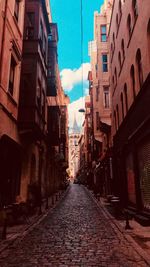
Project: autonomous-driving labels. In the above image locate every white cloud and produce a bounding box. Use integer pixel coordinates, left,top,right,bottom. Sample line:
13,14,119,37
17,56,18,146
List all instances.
84,87,89,96
68,97,85,132
60,63,91,91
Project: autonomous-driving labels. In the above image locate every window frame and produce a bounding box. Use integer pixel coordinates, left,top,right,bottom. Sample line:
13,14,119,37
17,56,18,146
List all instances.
96,112,99,130
130,65,136,99
14,0,20,22
8,55,17,96
102,54,108,72
100,25,107,42
103,86,110,109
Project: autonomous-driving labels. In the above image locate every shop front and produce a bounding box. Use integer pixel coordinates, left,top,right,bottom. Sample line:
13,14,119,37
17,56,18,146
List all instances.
113,74,150,219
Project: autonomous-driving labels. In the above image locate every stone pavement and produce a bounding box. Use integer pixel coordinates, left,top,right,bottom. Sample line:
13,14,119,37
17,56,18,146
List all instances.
0,184,149,267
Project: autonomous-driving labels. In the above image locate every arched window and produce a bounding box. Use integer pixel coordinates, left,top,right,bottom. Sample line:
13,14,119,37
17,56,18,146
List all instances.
111,43,113,59
114,111,117,131
124,83,128,113
119,0,122,21
115,67,117,85
116,14,119,30
120,92,124,120
136,49,143,88
121,39,125,60
113,33,115,51
116,104,119,128
112,76,115,88
147,19,150,63
130,65,136,99
127,14,132,38
118,51,121,71
132,0,138,20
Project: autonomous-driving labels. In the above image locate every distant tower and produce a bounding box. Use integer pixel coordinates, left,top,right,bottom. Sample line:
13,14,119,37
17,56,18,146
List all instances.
69,115,81,179
72,115,80,134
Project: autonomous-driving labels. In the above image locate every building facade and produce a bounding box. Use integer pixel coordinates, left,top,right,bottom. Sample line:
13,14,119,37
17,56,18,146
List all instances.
47,23,70,194
18,0,51,202
84,95,92,167
109,0,150,218
0,0,69,209
0,0,25,206
88,0,113,196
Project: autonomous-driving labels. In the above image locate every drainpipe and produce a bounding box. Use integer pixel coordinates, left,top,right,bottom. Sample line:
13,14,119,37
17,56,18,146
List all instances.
0,0,8,84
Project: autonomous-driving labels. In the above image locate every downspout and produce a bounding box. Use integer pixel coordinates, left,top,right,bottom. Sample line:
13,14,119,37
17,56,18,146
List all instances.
0,0,8,84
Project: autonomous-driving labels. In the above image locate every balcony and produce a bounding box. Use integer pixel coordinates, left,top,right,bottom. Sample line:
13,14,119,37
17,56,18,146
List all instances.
47,106,60,146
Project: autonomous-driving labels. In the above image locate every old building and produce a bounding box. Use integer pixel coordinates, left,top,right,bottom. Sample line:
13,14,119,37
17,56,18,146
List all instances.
84,95,92,167
18,0,51,202
47,23,70,194
88,0,113,195
109,0,150,220
0,0,25,206
68,117,81,179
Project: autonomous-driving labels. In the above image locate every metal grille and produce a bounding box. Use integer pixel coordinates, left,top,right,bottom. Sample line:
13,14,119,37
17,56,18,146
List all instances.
126,153,136,205
138,139,150,210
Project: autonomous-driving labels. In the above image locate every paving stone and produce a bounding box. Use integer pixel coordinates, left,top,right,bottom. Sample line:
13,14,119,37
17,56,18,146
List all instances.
0,184,149,266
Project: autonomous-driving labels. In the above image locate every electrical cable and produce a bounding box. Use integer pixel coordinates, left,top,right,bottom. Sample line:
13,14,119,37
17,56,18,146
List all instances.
79,0,85,113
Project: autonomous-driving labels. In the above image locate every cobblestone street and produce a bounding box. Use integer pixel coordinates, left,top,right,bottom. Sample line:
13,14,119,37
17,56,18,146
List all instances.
0,184,149,267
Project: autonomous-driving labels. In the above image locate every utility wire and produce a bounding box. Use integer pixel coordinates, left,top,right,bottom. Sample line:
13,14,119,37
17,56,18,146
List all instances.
80,0,84,99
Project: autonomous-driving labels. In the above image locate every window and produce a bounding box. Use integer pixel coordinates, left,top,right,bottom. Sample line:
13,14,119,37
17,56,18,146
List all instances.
96,87,99,102
114,67,117,85
48,33,53,41
101,25,107,42
37,80,41,109
116,14,119,31
8,56,16,95
136,49,143,88
120,92,124,119
111,43,113,59
124,83,128,113
26,27,34,40
130,65,136,99
132,0,138,20
112,76,115,86
114,111,117,131
121,39,125,60
127,14,132,38
40,21,44,48
118,0,122,22
43,35,47,58
14,0,19,21
102,54,108,72
27,12,35,26
103,87,110,108
118,51,121,71
96,112,99,130
116,104,119,128
113,33,115,51
26,12,35,39
147,19,150,62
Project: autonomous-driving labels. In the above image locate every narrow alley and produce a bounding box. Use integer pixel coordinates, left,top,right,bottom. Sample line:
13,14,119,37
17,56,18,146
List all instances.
0,184,149,267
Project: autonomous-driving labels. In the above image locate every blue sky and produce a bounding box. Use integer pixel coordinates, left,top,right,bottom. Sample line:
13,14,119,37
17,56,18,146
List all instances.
50,0,103,102
50,0,103,130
